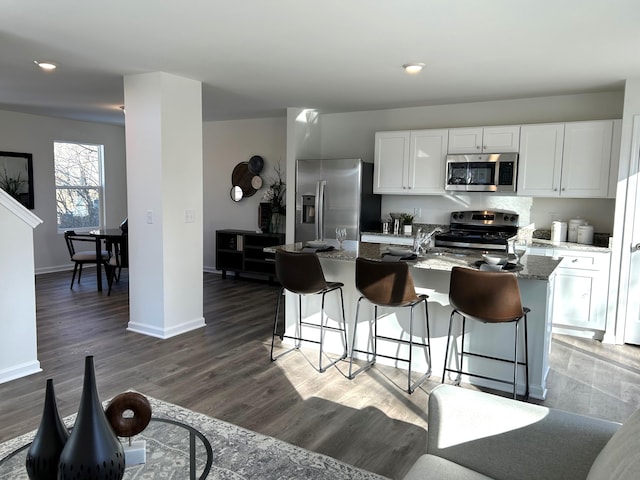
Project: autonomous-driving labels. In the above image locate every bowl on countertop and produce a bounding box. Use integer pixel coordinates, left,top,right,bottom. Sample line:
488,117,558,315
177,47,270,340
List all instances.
388,246,412,256
482,253,509,265
307,240,328,248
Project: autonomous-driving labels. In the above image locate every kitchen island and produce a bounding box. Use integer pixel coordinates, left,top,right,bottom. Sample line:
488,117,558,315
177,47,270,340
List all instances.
272,241,562,399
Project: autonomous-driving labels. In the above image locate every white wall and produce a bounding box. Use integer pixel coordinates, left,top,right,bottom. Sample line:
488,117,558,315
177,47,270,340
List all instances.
0,191,42,383
202,117,286,270
317,92,624,233
0,109,127,272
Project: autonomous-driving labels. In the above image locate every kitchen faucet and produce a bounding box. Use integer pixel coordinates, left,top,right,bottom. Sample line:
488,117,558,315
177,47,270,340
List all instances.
413,227,443,255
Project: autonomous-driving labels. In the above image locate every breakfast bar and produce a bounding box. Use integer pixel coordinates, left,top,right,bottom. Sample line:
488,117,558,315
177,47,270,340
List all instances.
272,240,562,400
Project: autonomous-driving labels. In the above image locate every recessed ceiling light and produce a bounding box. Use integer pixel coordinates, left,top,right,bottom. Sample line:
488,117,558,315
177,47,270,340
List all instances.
402,63,425,74
34,61,57,70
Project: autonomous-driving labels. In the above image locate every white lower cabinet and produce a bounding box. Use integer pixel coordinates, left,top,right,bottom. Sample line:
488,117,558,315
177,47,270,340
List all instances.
529,247,610,335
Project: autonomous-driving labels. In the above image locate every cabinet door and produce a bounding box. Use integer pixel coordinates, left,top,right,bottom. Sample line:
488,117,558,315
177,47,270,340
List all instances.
551,251,610,331
561,120,613,198
517,123,564,196
408,129,448,194
552,269,607,330
482,126,520,152
447,127,483,153
374,131,410,193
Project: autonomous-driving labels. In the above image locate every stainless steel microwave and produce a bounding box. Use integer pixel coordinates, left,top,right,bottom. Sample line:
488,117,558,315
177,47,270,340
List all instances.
445,153,518,192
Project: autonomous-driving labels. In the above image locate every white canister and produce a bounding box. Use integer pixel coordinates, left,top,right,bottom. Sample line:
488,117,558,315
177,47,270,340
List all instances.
550,221,568,244
568,218,587,243
577,224,594,245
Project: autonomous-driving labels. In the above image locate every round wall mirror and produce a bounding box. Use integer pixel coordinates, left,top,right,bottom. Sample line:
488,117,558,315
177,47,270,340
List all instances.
231,162,257,198
230,185,243,202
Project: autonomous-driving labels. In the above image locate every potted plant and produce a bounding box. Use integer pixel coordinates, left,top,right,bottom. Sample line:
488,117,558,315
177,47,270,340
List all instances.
400,213,414,235
262,161,286,233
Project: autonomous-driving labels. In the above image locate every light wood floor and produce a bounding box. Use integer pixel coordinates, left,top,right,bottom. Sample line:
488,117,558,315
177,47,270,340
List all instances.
1,270,640,479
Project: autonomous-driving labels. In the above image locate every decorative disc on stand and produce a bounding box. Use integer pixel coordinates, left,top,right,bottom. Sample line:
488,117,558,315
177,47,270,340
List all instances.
105,392,152,438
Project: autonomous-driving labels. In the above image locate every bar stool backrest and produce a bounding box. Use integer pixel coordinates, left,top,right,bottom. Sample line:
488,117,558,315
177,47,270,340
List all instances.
449,266,524,323
275,250,328,294
355,257,419,307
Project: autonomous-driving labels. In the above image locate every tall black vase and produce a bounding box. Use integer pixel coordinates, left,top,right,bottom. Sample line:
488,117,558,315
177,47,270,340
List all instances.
58,356,125,480
25,378,69,480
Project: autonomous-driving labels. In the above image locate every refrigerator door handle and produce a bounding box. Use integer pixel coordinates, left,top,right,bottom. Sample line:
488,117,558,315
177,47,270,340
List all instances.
316,180,326,240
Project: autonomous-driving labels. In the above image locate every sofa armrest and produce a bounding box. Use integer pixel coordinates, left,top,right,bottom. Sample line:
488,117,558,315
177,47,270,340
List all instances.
427,385,620,480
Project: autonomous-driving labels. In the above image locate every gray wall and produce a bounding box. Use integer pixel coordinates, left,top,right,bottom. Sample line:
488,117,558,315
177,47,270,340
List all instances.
2,90,624,272
0,109,127,272
317,91,624,232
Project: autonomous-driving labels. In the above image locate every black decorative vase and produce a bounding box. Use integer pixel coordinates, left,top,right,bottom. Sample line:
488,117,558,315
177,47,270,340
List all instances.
25,378,69,480
58,356,125,480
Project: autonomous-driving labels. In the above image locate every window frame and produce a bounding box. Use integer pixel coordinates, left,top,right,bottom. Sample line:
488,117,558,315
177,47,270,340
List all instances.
53,141,105,233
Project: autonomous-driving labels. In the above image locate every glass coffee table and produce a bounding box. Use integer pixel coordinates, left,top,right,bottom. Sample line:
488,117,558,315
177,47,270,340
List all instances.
0,417,213,479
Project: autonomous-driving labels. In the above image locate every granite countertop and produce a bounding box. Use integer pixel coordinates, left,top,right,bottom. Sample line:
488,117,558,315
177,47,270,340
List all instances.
529,238,610,253
363,230,612,253
272,240,561,281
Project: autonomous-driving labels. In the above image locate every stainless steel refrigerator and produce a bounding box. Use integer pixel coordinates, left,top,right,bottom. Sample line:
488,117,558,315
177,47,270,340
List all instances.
295,158,381,243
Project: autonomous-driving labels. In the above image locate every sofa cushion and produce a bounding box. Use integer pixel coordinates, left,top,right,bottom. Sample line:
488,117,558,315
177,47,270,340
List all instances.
587,408,640,480
403,454,493,480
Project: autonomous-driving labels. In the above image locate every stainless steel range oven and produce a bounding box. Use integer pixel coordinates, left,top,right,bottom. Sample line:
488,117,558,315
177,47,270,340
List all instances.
434,210,519,251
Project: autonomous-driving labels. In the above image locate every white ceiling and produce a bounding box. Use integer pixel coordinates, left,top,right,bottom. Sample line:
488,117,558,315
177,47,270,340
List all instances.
1,0,639,125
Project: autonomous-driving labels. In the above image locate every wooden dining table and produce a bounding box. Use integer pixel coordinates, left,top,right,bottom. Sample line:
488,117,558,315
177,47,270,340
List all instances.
89,228,125,292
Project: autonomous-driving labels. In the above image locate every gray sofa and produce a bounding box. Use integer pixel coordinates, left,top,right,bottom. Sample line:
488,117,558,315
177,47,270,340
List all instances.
403,384,640,480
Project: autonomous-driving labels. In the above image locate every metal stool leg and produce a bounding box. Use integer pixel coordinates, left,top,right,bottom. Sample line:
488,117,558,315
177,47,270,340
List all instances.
442,310,456,383
348,297,376,379
513,320,519,399
317,288,348,373
524,314,530,399
457,316,466,386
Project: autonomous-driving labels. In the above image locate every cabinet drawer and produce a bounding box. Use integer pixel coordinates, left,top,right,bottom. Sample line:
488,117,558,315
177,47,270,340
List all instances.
556,251,609,271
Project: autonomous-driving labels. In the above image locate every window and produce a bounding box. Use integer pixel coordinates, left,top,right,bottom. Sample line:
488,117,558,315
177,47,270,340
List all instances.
54,142,104,231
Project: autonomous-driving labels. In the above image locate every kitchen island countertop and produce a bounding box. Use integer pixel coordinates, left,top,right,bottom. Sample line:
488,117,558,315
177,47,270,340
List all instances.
272,241,561,281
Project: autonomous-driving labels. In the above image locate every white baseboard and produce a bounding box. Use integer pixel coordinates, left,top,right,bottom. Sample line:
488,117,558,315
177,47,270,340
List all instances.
0,360,42,385
127,317,206,339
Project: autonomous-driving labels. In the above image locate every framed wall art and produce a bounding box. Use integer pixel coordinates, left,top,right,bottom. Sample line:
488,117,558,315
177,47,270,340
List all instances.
0,151,34,209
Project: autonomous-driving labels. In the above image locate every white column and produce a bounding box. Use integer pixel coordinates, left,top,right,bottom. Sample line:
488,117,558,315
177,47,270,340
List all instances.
123,72,204,339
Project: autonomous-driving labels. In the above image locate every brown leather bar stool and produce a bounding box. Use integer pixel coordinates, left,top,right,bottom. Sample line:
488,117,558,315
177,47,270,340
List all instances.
442,266,530,399
348,257,431,394
270,249,348,372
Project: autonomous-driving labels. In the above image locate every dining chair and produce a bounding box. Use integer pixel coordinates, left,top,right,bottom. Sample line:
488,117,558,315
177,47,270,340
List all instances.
270,249,348,372
442,266,530,400
63,230,110,289
348,257,431,394
106,231,128,295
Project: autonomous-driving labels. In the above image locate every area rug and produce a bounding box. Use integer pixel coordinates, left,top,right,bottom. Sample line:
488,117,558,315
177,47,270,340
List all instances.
0,394,389,480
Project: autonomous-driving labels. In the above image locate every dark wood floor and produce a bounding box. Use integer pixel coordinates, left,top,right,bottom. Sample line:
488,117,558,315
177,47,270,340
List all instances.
1,270,640,479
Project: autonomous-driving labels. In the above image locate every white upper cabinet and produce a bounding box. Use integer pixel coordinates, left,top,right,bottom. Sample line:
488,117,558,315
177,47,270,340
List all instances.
517,123,565,196
374,131,409,194
561,120,613,197
448,126,520,153
518,120,614,197
374,129,448,194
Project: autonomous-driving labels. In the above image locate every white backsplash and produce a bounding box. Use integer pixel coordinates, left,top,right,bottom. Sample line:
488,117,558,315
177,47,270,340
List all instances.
381,194,616,233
